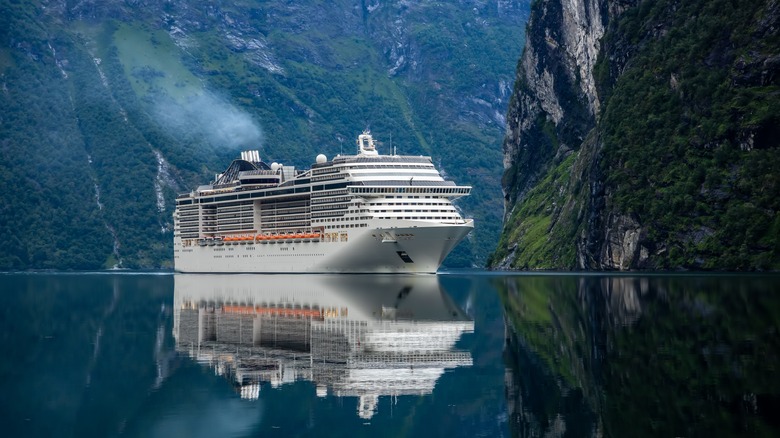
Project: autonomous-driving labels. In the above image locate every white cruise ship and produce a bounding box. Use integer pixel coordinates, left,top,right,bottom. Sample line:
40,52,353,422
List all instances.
173,131,473,273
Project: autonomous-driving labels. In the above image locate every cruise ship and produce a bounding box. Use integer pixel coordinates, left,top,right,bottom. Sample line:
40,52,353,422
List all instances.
173,274,474,419
173,132,473,273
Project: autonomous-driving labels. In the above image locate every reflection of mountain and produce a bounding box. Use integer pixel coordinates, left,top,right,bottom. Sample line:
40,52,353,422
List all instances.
174,274,473,419
499,275,780,437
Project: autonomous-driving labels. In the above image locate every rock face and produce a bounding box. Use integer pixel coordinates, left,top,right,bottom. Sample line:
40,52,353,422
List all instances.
493,0,780,271
502,0,614,219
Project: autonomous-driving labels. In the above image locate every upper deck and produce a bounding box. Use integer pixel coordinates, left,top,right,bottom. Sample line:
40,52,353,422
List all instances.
176,131,470,205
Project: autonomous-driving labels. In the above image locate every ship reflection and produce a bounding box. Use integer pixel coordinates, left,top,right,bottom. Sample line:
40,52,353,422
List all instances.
173,274,474,419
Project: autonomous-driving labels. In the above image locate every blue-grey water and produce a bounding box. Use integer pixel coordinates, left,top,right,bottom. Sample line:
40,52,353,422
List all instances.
1,272,778,437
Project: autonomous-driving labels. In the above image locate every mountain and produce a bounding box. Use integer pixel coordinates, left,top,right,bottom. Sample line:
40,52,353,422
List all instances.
0,0,529,270
491,0,780,270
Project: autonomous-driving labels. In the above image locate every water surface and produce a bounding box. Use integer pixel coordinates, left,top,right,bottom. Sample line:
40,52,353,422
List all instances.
1,272,778,437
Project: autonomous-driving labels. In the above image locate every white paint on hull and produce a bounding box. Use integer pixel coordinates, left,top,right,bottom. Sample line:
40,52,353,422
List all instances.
174,221,473,273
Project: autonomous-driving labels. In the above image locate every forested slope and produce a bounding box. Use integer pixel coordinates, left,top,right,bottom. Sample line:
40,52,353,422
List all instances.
0,0,529,269
492,0,780,270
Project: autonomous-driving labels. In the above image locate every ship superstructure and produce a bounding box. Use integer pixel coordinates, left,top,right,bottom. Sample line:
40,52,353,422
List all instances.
173,132,473,273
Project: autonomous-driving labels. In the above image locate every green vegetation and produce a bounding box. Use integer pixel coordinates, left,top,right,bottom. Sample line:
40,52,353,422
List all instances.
494,0,779,270
0,1,527,269
490,152,584,269
598,0,780,269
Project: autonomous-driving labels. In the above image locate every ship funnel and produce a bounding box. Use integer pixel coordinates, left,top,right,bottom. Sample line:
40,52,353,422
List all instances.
240,150,261,162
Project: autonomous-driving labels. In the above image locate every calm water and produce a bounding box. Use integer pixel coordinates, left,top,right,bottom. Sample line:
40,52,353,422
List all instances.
1,272,778,437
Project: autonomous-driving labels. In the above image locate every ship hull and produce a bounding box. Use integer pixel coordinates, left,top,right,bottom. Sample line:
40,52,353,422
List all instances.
173,220,473,274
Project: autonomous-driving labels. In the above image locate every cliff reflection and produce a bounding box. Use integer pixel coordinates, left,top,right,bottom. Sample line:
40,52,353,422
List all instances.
173,274,473,419
499,275,780,437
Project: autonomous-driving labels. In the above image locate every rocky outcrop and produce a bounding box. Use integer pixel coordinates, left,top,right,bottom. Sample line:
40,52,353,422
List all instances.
495,0,780,271
498,0,634,270
502,0,615,220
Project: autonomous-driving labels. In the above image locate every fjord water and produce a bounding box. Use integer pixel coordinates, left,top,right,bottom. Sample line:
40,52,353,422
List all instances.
1,273,778,437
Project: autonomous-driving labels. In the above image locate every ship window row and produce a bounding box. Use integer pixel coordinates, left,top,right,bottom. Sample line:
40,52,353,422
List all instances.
212,217,254,223
216,213,254,219
217,205,253,213
216,220,254,226
311,203,348,211
260,200,309,209
311,212,346,219
332,156,431,165
312,215,371,222
310,174,345,182
375,216,457,220
311,212,346,218
322,223,368,229
215,201,254,208
343,164,433,170
350,187,468,195
311,189,349,198
210,221,254,228
262,221,309,228
259,203,310,212
347,171,439,178
372,208,455,213
369,201,449,206
259,207,310,216
311,165,342,174
194,187,312,204
311,196,351,203
215,229,255,234
372,202,455,207
261,214,310,222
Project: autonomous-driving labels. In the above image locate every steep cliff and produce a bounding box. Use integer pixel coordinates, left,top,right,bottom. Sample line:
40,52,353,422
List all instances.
492,0,780,270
